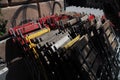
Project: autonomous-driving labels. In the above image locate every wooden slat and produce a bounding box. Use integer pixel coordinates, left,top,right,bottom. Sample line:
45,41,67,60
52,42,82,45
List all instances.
108,33,115,44
105,28,111,37
111,40,117,50
103,20,110,31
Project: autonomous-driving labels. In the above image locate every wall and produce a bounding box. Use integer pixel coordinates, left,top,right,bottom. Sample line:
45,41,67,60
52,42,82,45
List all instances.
0,0,64,60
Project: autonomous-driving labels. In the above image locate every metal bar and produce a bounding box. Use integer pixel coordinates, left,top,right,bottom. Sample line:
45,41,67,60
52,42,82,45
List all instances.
64,35,80,49
36,0,41,18
51,34,71,52
26,28,50,40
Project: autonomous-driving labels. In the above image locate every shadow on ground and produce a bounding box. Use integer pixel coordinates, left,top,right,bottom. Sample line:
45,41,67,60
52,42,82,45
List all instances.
5,39,33,80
